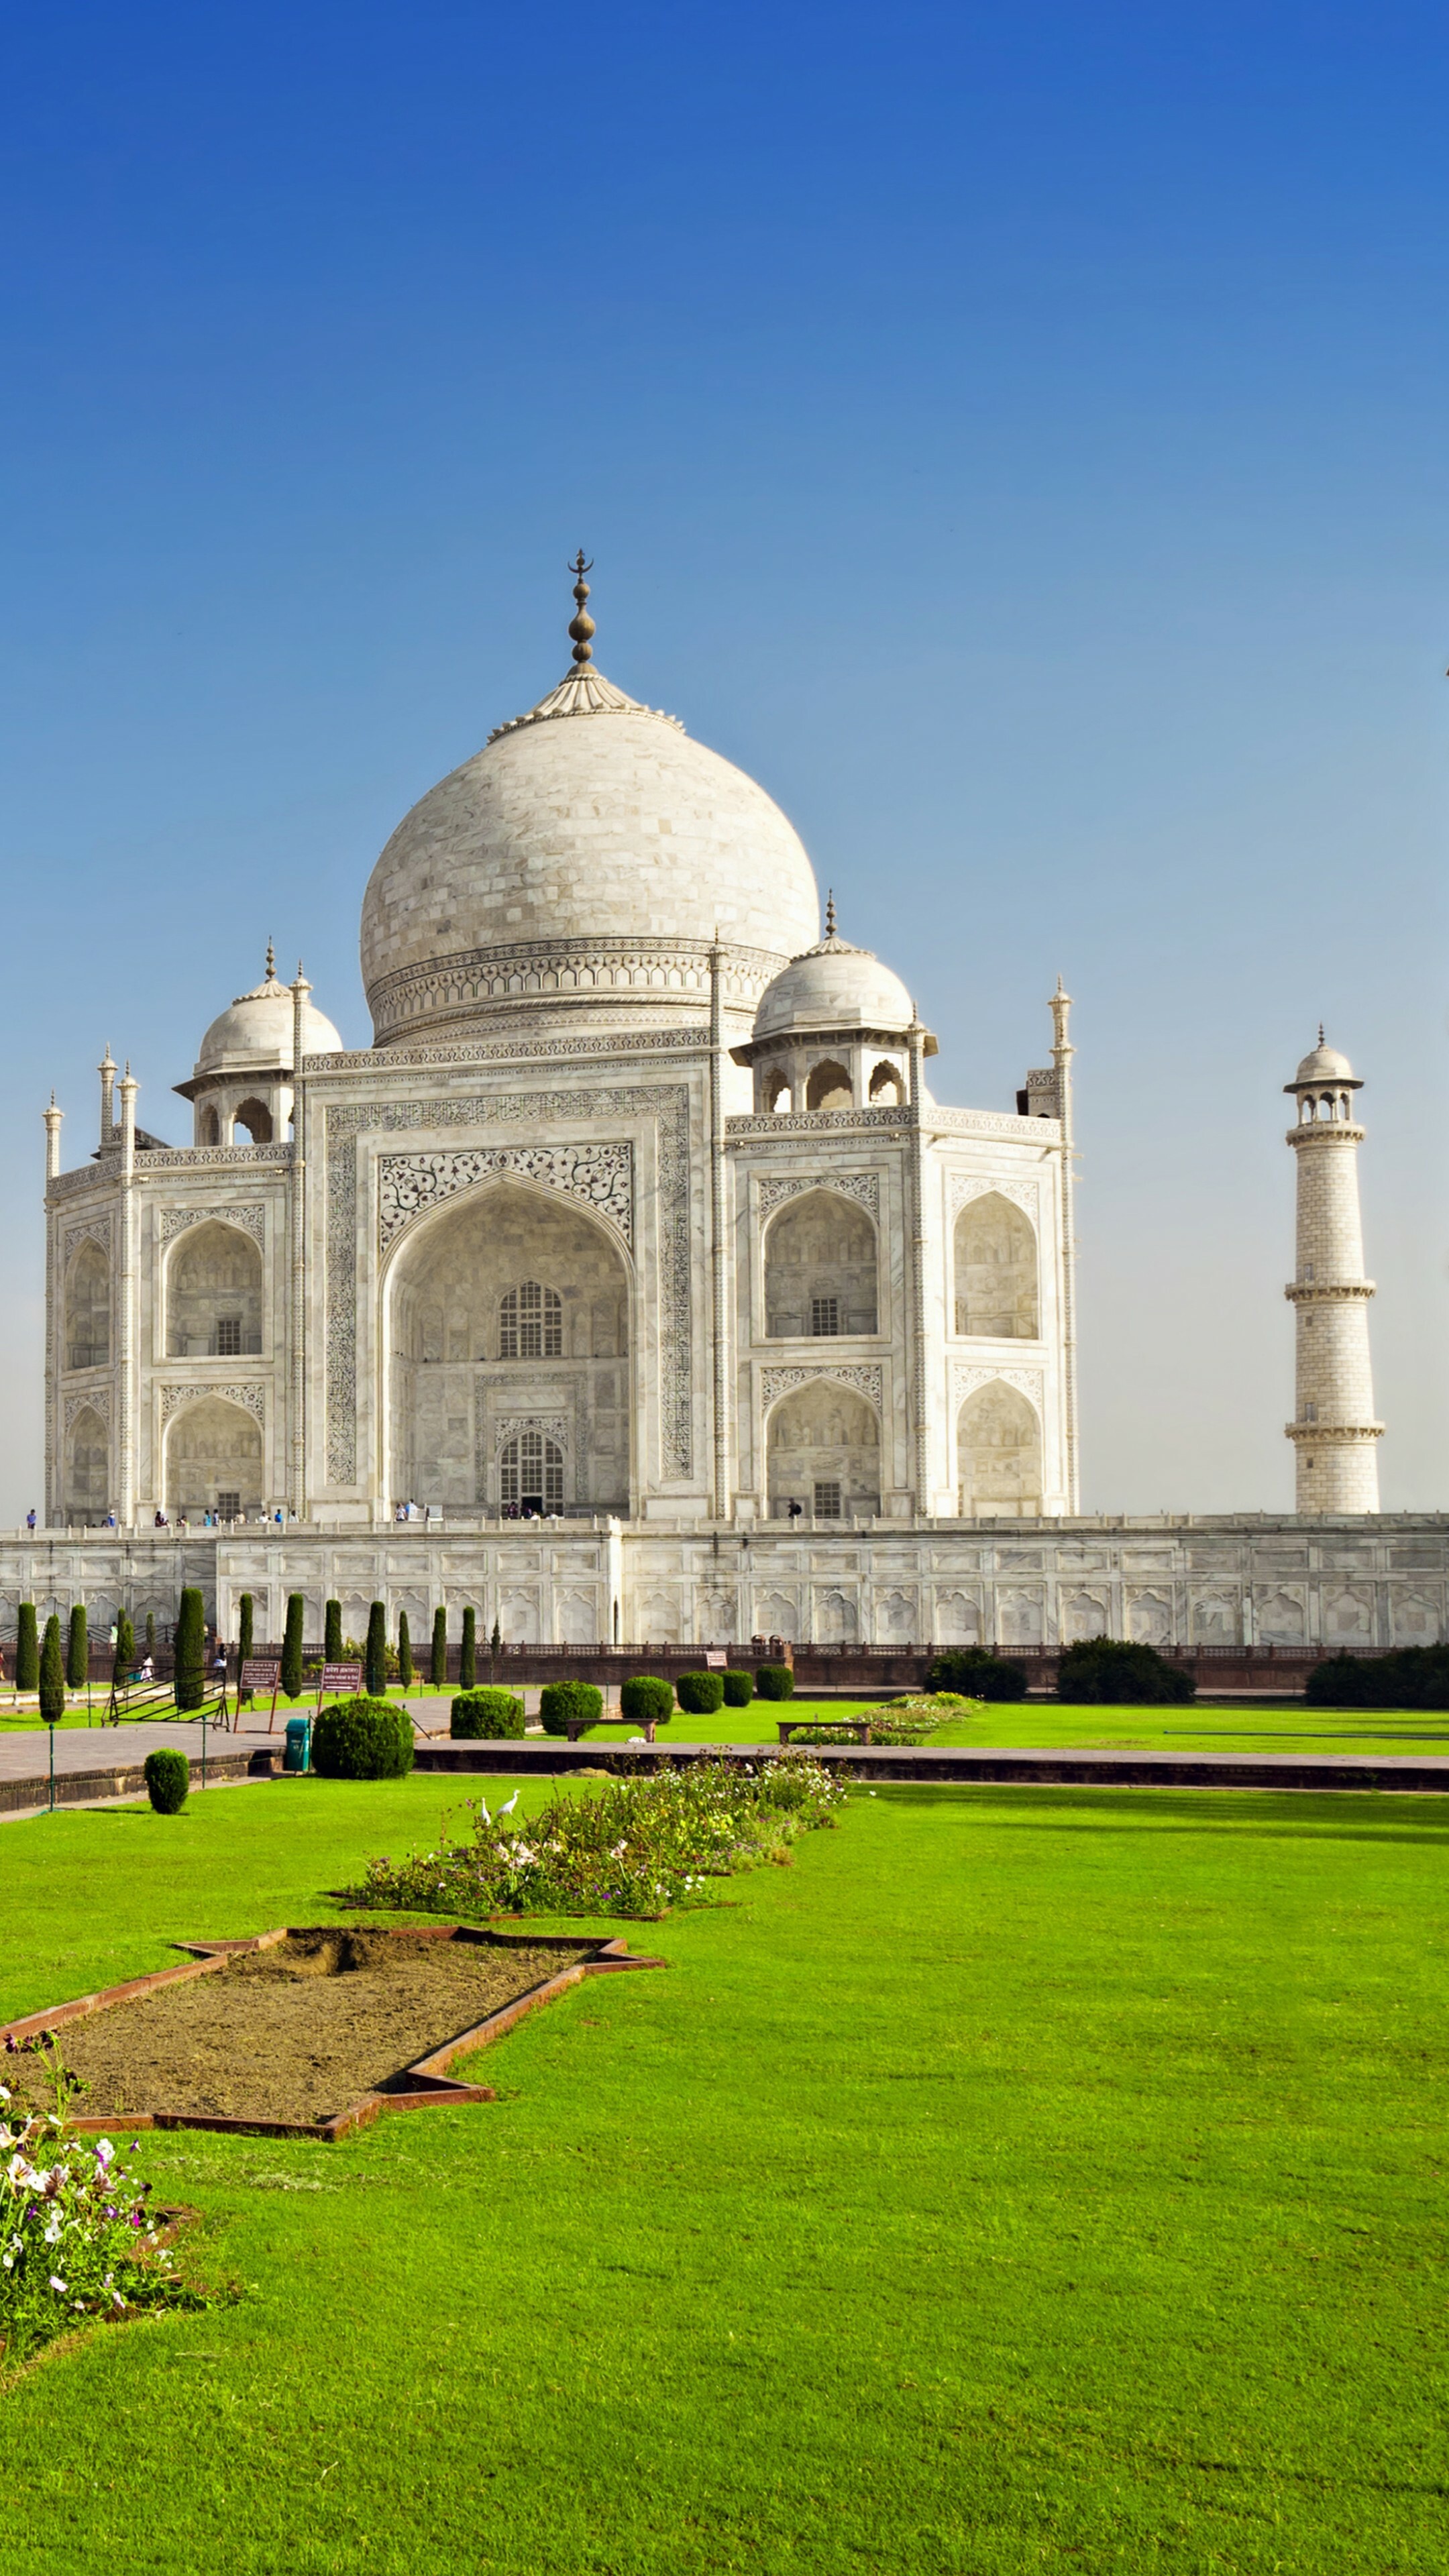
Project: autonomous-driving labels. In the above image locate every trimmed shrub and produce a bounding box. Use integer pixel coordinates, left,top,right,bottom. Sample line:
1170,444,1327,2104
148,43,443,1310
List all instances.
721,1668,754,1707
113,1610,135,1684
237,1593,254,1668
144,1748,189,1813
397,1611,413,1689
15,1604,38,1694
924,1648,1028,1703
324,1599,343,1662
430,1606,448,1688
459,1607,477,1689
676,1670,725,1717
539,1680,604,1737
365,1601,388,1699
490,1617,502,1660
145,1611,157,1659
39,1615,65,1724
1305,1645,1449,1709
450,1686,525,1739
1056,1636,1195,1705
174,1586,206,1711
311,1695,415,1780
620,1674,674,1731
66,1603,88,1691
754,1663,794,1701
280,1594,305,1699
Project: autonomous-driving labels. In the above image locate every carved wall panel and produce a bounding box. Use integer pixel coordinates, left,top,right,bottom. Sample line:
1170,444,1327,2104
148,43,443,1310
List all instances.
756,1172,880,1220
160,1203,267,1248
378,1144,633,1253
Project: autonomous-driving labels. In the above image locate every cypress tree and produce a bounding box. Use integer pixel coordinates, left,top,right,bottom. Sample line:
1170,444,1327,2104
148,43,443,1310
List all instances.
490,1615,501,1661
66,1603,88,1690
145,1610,157,1659
39,1614,65,1725
397,1611,413,1690
237,1593,254,1703
15,1603,38,1693
430,1606,447,1689
459,1607,476,1690
365,1601,388,1699
113,1609,135,1683
280,1594,305,1699
174,1587,206,1711
324,1599,343,1662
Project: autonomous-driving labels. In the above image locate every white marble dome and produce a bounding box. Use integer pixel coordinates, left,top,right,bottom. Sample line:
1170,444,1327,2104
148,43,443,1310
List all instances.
359,664,820,1044
1291,1037,1357,1086
753,924,916,1044
195,960,343,1075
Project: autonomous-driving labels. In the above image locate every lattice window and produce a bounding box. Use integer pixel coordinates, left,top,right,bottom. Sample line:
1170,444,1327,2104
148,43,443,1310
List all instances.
499,1280,563,1358
810,1295,841,1336
813,1481,843,1519
500,1431,565,1513
214,1317,244,1356
216,1490,240,1519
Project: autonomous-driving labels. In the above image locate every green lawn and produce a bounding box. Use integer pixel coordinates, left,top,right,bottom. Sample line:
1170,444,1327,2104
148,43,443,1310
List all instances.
589,1694,1449,1760
3,1772,1446,2572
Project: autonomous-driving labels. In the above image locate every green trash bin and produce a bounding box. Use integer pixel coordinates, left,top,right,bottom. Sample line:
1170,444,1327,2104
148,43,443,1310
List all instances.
283,1714,311,1775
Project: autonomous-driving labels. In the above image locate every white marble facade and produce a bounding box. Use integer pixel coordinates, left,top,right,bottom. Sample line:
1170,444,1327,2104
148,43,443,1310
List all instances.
42,594,1081,1550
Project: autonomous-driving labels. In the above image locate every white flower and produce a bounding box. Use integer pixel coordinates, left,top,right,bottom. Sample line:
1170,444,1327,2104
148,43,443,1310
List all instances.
43,2215,62,2244
94,2138,115,2168
49,2273,66,2293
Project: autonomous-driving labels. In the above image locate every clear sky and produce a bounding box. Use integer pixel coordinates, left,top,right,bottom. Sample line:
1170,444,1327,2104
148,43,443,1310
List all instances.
2,1,1445,1521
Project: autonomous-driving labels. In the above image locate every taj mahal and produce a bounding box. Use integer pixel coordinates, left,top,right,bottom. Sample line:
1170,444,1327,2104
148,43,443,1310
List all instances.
16,566,1449,1656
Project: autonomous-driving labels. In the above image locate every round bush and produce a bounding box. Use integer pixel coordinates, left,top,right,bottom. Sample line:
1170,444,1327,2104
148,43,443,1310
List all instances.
620,1674,674,1731
753,1663,794,1702
720,1668,754,1707
924,1648,1028,1702
539,1680,604,1738
675,1670,725,1717
1055,1638,1195,1706
144,1748,189,1813
311,1695,415,1780
450,1686,524,1739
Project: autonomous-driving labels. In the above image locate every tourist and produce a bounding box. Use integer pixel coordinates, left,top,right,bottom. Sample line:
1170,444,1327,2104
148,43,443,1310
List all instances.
25,1508,36,1532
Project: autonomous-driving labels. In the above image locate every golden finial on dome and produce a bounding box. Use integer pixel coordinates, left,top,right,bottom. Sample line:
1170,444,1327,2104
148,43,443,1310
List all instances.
265,937,276,983
567,551,596,667
824,890,837,938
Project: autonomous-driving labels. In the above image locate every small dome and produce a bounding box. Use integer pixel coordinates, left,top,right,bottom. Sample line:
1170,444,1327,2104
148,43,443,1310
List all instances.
753,920,915,1045
1291,1035,1356,1087
195,955,343,1076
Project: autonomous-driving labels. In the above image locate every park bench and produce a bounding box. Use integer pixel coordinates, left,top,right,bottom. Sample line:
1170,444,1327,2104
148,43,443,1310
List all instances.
775,1715,877,1746
563,1713,659,1745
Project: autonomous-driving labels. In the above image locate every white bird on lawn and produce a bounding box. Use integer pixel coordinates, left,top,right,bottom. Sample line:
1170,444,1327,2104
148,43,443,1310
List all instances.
497,1791,519,1819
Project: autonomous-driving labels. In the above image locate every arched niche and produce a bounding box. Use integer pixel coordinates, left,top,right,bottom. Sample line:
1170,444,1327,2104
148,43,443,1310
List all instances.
806,1058,852,1112
65,1241,109,1371
957,1381,1042,1518
766,1379,880,1520
867,1060,903,1104
386,1180,631,1513
165,1395,264,1518
167,1221,264,1358
233,1097,274,1144
65,1405,109,1525
764,1189,878,1339
954,1192,1038,1339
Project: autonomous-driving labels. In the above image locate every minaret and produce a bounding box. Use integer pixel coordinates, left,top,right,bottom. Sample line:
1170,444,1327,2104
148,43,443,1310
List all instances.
1284,1031,1381,1513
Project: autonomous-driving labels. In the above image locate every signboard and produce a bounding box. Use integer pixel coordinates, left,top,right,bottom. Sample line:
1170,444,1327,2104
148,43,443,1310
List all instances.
240,1660,280,1690
321,1662,364,1693
704,1650,728,1669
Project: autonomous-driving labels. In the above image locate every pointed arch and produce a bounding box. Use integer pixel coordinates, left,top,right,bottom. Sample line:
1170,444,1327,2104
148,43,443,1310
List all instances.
764,1188,878,1338
166,1220,264,1357
64,1404,110,1525
765,1377,880,1521
64,1240,109,1371
164,1395,264,1517
954,1191,1038,1339
957,1380,1042,1518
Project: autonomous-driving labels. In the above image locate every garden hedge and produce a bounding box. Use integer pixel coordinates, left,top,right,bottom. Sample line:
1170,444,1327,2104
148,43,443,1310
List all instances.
675,1670,725,1716
753,1663,794,1701
924,1648,1028,1702
539,1680,604,1736
620,1675,674,1730
144,1748,189,1813
1055,1636,1195,1705
451,1686,525,1739
1305,1644,1449,1709
311,1696,415,1779
721,1668,754,1707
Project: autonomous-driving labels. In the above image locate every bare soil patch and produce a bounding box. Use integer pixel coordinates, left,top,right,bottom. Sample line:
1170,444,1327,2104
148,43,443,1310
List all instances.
24,1930,590,2127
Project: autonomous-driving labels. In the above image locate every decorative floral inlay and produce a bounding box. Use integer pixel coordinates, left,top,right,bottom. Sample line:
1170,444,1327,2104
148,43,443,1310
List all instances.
159,1203,267,1248
62,1215,113,1263
760,1363,883,1410
757,1173,879,1220
64,1388,111,1431
948,1175,1039,1218
951,1363,1044,1411
159,1381,266,1424
378,1144,633,1252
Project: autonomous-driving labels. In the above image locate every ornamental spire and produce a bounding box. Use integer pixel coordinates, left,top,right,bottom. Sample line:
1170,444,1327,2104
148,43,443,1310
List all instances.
567,551,596,668
266,936,276,984
824,890,837,938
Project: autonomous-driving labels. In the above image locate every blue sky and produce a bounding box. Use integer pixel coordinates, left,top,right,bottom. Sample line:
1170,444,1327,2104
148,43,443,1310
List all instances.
2,1,1446,1517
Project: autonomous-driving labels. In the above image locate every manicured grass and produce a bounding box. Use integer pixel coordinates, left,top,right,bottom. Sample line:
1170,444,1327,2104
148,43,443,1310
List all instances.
3,1773,1446,2571
577,1693,1449,1760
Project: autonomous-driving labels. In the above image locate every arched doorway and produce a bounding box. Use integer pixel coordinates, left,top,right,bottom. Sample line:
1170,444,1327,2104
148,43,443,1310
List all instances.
766,1379,881,1519
167,1222,264,1357
64,1243,110,1371
165,1396,264,1518
763,1190,878,1339
65,1405,109,1525
386,1182,631,1512
957,1382,1041,1517
954,1193,1038,1339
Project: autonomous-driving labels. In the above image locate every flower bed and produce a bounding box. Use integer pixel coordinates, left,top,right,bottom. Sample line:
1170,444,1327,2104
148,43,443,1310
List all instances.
1,2042,203,2366
786,1694,970,1748
350,1756,849,1920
